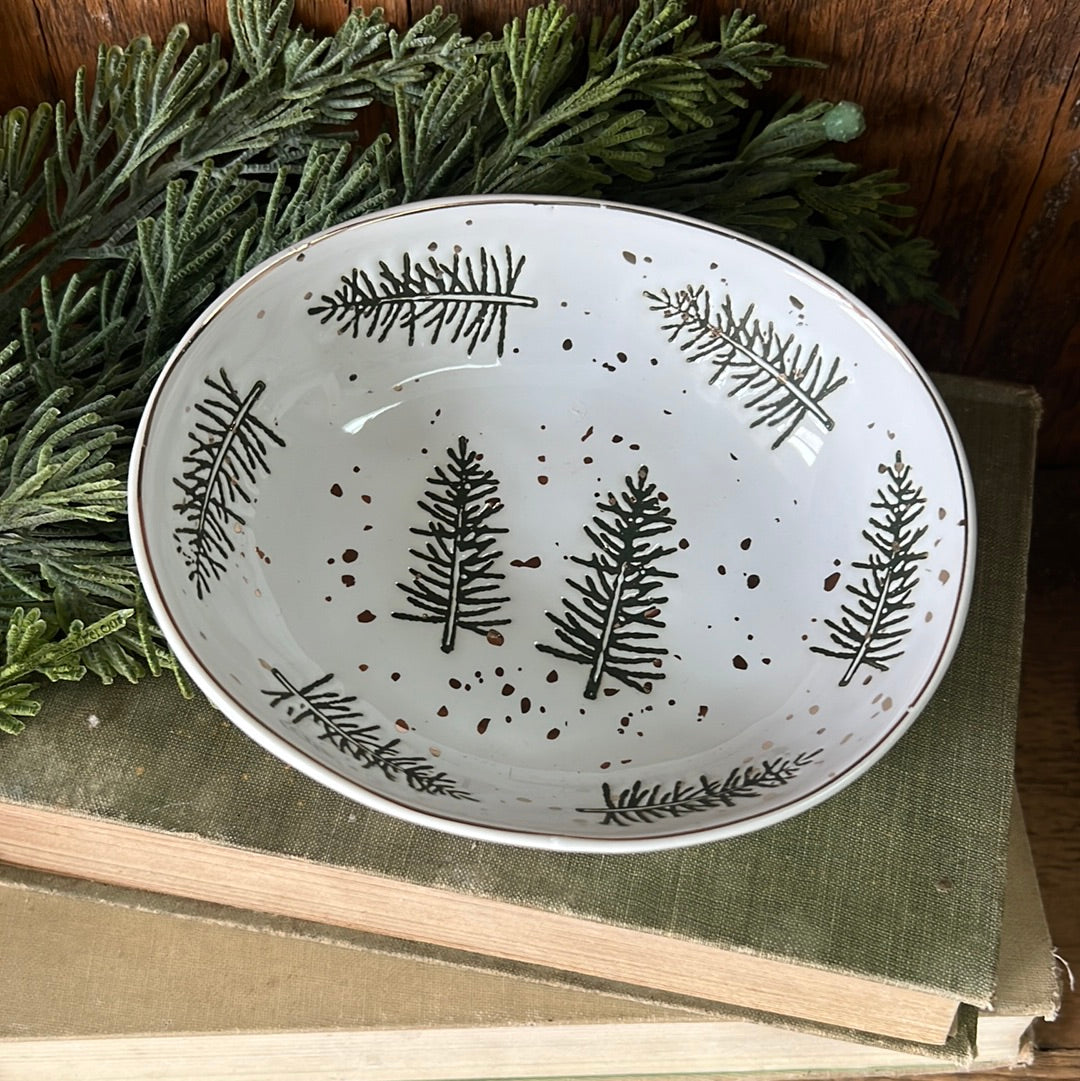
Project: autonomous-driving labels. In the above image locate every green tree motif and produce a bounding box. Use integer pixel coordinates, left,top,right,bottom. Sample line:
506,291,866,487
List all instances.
538,466,678,700
393,436,510,653
263,667,475,800
645,286,847,449
172,369,285,599
307,246,537,357
812,451,928,685
578,749,823,826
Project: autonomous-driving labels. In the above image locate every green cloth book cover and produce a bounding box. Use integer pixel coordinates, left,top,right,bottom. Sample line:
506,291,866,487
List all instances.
0,374,1040,1046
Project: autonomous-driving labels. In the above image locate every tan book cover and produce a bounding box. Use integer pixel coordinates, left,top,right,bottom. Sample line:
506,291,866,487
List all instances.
0,374,1042,1047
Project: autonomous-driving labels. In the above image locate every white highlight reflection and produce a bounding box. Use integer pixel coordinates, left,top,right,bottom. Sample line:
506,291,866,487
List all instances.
342,402,401,434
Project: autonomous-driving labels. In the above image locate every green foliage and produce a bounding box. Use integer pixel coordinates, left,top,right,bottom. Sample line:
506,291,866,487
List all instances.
0,0,943,732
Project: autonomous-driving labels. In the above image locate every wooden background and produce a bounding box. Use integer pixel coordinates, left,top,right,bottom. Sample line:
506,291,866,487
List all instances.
1,0,1078,465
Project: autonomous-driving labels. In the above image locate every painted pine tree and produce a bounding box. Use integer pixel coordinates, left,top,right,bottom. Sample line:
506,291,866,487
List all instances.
812,451,928,685
263,667,475,800
537,466,678,700
307,246,537,357
644,286,846,449
577,749,823,826
172,368,285,598
393,436,510,653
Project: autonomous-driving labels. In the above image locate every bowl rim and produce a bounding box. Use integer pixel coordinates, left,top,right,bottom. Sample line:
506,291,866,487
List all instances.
128,193,977,853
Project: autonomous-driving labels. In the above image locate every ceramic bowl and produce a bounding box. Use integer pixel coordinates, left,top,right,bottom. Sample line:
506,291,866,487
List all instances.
130,196,975,852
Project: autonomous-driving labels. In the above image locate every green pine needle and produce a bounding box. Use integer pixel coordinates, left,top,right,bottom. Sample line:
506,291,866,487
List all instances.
0,0,945,736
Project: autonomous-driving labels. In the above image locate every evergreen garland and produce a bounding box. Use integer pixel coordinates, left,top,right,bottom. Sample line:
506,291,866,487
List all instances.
0,0,944,734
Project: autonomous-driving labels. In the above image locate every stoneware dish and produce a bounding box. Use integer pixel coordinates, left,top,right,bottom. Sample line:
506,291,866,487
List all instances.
130,196,975,852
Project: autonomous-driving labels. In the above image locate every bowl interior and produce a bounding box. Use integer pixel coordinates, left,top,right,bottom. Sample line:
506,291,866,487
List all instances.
131,198,973,851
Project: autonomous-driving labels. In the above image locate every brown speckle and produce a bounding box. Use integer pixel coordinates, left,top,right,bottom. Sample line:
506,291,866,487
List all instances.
341,574,355,587
395,719,409,731
487,629,505,646
361,494,372,504
678,538,689,550
611,434,623,443
717,564,726,575
520,697,532,714
330,483,343,497
562,338,573,350
256,309,266,319
939,569,950,584
501,683,515,696
882,697,893,711
740,537,752,550
546,728,561,740
436,705,449,717
511,556,542,568
391,672,401,682
477,718,490,734
449,677,462,689
809,704,820,715
824,571,841,591
356,610,376,623
746,574,760,589
925,611,934,622
622,251,637,264
546,669,559,683
581,426,594,442
732,655,748,670
537,475,549,485
429,746,441,757
698,705,708,718
342,549,358,563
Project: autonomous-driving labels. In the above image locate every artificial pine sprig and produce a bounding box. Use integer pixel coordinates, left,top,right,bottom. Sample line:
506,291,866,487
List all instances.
0,0,944,735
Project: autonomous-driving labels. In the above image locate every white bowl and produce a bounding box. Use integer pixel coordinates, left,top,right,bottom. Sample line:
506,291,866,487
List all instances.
130,196,975,852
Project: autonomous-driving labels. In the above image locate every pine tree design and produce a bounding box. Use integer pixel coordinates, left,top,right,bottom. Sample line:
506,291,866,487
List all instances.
172,369,285,599
307,245,537,357
263,667,476,800
537,466,678,700
644,286,847,449
578,749,823,826
393,436,511,653
812,451,928,685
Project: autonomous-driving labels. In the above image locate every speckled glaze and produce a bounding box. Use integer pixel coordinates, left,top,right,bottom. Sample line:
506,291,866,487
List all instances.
129,196,975,852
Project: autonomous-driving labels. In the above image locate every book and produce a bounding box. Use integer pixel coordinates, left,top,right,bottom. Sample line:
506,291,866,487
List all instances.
0,791,1058,1080
0,374,1041,1047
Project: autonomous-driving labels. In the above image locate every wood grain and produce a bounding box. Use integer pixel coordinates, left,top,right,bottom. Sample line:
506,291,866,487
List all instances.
1,0,1077,463
1017,468,1080,1056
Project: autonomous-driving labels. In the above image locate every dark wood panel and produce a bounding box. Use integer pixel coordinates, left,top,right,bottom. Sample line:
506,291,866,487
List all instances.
0,0,1077,463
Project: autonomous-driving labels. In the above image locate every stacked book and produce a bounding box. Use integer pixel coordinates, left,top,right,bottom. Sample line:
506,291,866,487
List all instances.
0,375,1060,1080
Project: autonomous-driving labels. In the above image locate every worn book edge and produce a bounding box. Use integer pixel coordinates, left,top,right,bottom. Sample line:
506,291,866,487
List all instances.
0,790,1057,1066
